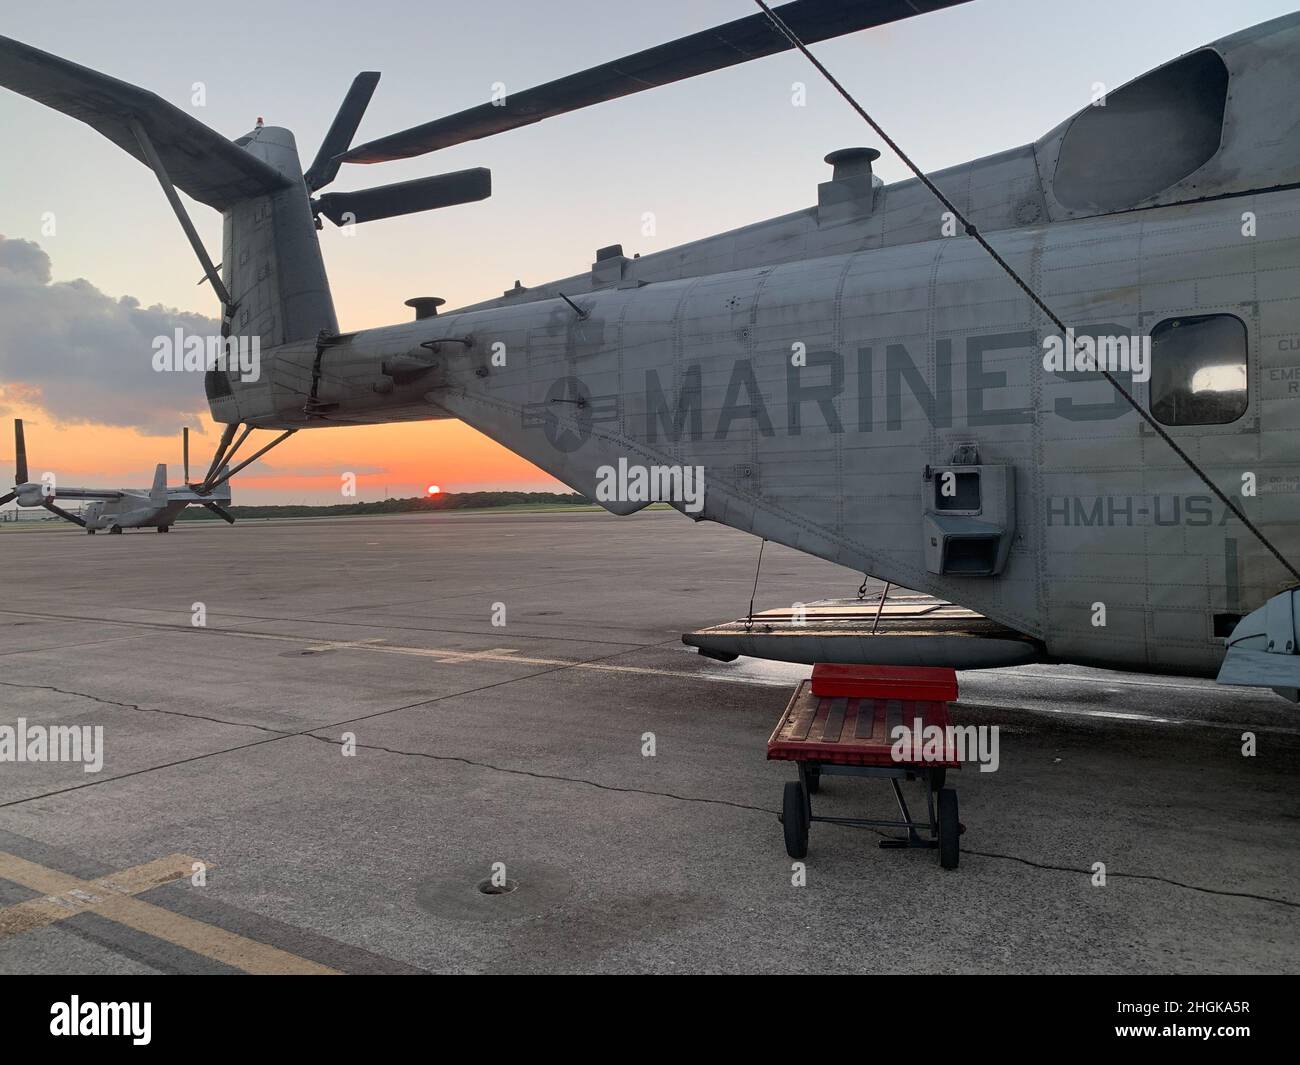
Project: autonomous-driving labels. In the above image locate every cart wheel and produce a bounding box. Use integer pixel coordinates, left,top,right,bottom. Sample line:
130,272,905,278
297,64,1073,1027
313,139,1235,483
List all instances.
782,781,809,859
805,766,821,794
937,788,960,870
929,767,946,791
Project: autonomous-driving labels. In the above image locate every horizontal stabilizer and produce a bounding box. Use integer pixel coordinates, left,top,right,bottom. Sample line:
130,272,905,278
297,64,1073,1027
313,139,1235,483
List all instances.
0,35,290,209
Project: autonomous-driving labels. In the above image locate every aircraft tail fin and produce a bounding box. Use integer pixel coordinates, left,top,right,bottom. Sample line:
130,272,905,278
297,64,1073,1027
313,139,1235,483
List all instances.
205,128,339,424
150,463,167,504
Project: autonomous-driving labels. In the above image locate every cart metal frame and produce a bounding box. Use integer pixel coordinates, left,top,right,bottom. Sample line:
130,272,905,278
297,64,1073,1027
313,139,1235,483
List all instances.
795,762,944,849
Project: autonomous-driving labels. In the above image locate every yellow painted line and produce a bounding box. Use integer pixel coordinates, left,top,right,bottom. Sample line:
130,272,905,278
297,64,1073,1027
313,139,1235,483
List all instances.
0,851,339,974
0,852,204,937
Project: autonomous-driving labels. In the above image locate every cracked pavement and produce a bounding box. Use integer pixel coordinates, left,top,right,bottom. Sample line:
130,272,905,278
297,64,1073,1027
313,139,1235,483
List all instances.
0,510,1296,973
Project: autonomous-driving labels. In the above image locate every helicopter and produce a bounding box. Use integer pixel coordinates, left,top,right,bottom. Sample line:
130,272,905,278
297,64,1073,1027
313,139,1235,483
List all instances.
2,1,1298,696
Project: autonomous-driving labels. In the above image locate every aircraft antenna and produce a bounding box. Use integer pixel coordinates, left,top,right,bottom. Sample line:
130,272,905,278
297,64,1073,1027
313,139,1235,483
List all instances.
753,0,1300,584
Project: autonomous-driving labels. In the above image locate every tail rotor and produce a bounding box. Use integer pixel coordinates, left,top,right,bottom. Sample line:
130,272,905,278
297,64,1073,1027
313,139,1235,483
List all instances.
304,72,492,230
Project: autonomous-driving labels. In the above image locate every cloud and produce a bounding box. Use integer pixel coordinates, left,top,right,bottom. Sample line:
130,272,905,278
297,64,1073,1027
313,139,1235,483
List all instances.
0,236,218,434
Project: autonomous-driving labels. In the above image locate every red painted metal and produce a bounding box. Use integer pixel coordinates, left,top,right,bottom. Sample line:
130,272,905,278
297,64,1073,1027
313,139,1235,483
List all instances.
810,663,958,702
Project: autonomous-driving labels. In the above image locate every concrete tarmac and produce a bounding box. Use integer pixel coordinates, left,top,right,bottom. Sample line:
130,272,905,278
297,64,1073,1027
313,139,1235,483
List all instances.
0,511,1296,973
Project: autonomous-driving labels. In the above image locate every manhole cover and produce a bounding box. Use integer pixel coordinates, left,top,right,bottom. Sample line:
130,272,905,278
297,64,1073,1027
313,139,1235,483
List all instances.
415,861,573,922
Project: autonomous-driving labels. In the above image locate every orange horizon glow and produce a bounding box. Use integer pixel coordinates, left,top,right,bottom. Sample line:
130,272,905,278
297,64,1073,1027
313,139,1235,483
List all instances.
0,389,564,505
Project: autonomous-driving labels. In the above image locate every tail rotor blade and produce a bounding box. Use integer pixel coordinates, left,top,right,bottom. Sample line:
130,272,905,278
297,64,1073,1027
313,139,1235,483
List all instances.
42,499,86,528
304,71,381,192
14,419,28,484
314,168,491,226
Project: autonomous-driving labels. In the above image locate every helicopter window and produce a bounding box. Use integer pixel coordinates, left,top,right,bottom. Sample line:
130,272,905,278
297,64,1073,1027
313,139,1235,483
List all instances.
1052,49,1228,212
1149,314,1248,426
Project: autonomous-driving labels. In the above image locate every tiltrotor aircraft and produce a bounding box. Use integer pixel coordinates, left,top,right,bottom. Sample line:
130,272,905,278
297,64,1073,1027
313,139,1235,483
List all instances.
3,1,1299,695
0,421,233,532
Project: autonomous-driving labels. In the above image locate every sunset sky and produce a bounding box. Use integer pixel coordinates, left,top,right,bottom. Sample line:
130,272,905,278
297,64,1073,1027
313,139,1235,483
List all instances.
1,0,1293,505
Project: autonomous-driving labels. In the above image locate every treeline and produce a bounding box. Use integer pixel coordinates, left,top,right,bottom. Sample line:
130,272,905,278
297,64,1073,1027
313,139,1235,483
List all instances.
177,491,594,520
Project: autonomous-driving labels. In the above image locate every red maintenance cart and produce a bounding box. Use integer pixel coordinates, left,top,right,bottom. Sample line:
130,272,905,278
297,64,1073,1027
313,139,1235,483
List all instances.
768,665,965,869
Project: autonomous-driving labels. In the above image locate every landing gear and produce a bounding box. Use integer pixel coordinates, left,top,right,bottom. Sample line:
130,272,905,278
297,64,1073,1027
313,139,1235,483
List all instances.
86,529,95,535
157,525,170,533
109,525,123,534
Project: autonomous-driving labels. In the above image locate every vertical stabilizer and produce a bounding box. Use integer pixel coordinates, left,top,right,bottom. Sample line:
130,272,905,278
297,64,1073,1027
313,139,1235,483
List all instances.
150,463,168,504
207,126,338,423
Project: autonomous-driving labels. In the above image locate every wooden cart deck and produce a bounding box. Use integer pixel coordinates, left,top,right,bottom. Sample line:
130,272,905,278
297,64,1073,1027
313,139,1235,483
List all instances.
767,678,962,768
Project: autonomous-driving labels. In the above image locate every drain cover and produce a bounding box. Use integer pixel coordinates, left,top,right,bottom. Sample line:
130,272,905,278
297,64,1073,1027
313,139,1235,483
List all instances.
415,861,573,922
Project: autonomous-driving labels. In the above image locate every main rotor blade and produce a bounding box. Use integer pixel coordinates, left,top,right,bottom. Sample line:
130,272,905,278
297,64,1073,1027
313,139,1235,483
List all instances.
200,500,236,524
14,418,27,484
41,499,86,528
0,491,16,506
314,168,491,225
305,71,381,192
342,0,970,164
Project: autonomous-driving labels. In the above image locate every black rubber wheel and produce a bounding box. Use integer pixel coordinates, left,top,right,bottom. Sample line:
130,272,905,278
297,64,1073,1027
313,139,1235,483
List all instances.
805,766,821,794
157,526,169,533
929,767,946,791
937,788,960,870
782,781,809,859
86,529,95,535
109,526,123,535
